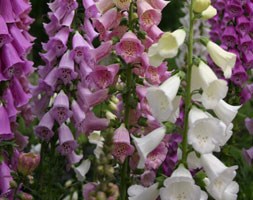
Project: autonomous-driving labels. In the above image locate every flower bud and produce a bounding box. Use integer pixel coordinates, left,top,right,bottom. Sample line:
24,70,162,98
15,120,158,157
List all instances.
18,192,33,200
193,0,211,13
17,152,40,176
96,192,107,200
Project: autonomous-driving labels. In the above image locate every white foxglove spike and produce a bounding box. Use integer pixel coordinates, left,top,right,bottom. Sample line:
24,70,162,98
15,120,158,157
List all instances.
73,159,91,181
160,164,208,200
188,107,228,154
146,74,181,122
132,127,166,169
205,40,236,78
128,183,159,200
213,100,241,125
201,154,239,200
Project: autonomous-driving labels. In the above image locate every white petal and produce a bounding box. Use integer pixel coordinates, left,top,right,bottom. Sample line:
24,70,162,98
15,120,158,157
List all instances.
74,159,91,181
129,183,159,200
128,185,145,197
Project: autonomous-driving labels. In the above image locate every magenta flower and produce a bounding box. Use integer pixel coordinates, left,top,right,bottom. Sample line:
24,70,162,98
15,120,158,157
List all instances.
35,112,55,141
57,123,78,155
242,147,253,165
245,117,253,135
66,151,83,170
112,124,134,163
17,152,40,176
140,170,156,187
2,88,18,119
71,100,86,132
0,161,13,198
0,15,12,48
115,31,144,63
50,90,72,125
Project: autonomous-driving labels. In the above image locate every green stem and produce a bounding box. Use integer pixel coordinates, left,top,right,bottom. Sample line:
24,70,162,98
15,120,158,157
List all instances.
182,0,195,164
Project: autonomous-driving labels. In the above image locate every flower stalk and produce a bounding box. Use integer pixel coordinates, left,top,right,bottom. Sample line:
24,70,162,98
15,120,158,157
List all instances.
182,0,195,164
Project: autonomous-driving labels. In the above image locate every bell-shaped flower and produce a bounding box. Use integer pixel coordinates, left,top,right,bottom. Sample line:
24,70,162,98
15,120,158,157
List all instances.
112,124,134,163
57,50,78,85
193,0,210,13
113,0,131,10
66,151,83,170
57,123,78,155
71,31,93,64
188,107,228,154
0,0,16,23
73,159,91,181
213,100,241,125
160,164,208,200
86,64,119,90
245,117,253,135
10,78,32,108
0,15,12,47
146,74,181,122
137,0,161,30
146,0,170,10
201,154,239,200
35,112,55,141
191,61,228,109
50,90,72,125
201,5,217,19
148,29,186,67
83,18,99,44
132,126,166,169
115,31,144,63
2,88,18,118
204,39,236,78
0,105,14,141
128,183,159,200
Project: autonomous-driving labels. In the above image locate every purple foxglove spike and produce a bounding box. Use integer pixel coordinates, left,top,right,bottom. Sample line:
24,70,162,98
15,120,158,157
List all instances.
79,61,93,78
0,161,13,198
81,111,109,135
0,16,12,48
221,26,238,48
10,0,31,17
112,124,134,163
14,131,29,151
92,41,112,63
0,0,16,23
242,147,253,165
50,90,72,125
236,15,250,36
57,123,78,155
72,100,86,132
226,1,243,17
242,51,253,70
57,50,77,85
71,31,93,64
40,68,59,94
35,112,55,141
2,88,19,118
137,0,161,30
231,65,248,86
1,43,24,79
0,106,14,141
9,24,33,56
86,64,119,90
115,31,144,63
10,77,32,108
147,25,164,42
92,8,118,40
77,85,108,109
66,151,83,170
145,142,168,170
245,118,253,135
239,34,252,52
